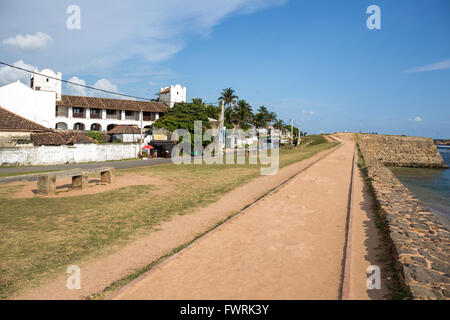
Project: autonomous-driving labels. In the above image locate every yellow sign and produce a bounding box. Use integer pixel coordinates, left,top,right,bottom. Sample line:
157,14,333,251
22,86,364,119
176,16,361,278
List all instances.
153,134,166,141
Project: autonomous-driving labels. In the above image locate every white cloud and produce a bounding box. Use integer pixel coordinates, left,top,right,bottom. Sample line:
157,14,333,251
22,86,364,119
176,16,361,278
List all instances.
66,76,87,96
408,116,423,122
0,0,286,75
302,110,314,115
0,60,36,86
64,76,121,98
3,32,52,51
93,79,118,95
404,59,450,73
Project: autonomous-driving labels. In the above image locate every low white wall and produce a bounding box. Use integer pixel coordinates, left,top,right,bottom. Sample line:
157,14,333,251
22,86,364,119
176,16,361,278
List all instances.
0,143,140,166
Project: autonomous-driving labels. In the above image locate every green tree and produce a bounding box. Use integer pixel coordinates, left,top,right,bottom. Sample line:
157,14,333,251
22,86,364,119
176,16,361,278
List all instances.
218,88,239,126
283,124,301,137
204,104,220,120
218,88,239,107
153,102,211,145
232,99,253,129
273,119,285,130
252,106,277,128
191,98,206,107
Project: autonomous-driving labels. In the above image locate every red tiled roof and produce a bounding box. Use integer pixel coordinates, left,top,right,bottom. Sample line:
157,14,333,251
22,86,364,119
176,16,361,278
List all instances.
108,125,141,134
56,95,168,113
0,106,51,132
31,131,96,146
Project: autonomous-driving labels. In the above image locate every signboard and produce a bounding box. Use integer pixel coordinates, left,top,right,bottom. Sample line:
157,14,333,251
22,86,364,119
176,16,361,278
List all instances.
153,134,167,141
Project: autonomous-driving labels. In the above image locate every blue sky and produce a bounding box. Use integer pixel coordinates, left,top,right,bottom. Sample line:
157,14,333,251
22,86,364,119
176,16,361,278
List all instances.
1,0,449,138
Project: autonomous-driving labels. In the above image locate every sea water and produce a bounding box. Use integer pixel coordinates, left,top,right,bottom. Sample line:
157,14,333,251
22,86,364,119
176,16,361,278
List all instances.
390,146,450,229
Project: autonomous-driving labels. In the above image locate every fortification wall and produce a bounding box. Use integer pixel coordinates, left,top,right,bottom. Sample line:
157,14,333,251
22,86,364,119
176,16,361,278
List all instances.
358,135,450,299
359,134,447,168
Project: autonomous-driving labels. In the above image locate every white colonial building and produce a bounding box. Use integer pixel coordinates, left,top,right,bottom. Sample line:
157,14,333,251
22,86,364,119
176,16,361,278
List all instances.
0,80,56,128
159,84,186,108
0,68,186,132
30,68,62,101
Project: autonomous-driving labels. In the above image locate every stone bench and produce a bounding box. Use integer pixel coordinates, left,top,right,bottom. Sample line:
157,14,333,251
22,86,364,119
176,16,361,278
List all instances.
37,167,115,195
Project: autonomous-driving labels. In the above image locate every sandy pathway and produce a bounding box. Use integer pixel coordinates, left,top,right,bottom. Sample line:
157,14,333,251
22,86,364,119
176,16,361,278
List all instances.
345,150,389,299
17,143,339,299
112,138,356,299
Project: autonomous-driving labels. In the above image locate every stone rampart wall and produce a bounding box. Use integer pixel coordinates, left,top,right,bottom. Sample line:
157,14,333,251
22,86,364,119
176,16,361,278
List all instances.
358,135,449,299
359,135,447,168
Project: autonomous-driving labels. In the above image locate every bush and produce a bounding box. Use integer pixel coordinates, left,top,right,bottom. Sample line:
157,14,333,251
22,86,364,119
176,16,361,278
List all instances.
86,131,107,144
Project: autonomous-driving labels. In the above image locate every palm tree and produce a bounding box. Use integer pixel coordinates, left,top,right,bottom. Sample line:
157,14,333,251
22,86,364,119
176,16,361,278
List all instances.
252,112,266,128
218,88,239,107
218,88,239,126
268,111,277,125
273,119,285,130
191,98,206,107
232,99,253,129
252,106,276,128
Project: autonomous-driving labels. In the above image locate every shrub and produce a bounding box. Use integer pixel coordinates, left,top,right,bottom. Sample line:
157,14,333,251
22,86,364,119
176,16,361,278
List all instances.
86,131,107,144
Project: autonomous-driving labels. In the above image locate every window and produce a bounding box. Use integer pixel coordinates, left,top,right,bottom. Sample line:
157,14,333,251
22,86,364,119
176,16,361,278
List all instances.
107,109,116,115
73,108,83,113
73,123,85,130
91,108,100,114
125,111,134,116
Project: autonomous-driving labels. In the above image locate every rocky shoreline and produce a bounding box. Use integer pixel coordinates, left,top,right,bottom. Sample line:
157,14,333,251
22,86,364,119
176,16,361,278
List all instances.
358,134,450,300
435,139,450,146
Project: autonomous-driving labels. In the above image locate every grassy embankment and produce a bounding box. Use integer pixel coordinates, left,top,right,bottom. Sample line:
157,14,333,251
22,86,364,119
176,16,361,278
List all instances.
0,135,338,298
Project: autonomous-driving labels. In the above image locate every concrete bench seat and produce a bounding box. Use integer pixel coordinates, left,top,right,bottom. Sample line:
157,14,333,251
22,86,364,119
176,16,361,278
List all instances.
37,167,115,195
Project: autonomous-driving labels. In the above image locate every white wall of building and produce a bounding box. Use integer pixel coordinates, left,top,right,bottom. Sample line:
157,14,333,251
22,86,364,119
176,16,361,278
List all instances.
111,133,140,143
0,81,56,128
31,68,62,101
55,110,159,132
0,81,160,131
0,143,141,166
159,84,186,108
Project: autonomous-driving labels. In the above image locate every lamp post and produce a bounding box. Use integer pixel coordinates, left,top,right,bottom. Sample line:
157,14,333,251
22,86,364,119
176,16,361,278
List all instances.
219,100,225,153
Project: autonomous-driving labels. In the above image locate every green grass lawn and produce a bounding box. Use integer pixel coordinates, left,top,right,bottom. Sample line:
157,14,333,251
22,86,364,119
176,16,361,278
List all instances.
0,137,338,298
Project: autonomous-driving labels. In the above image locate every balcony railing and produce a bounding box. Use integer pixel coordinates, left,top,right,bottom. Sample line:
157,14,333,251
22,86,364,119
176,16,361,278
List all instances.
106,114,120,120
56,111,68,117
73,112,85,118
90,113,101,119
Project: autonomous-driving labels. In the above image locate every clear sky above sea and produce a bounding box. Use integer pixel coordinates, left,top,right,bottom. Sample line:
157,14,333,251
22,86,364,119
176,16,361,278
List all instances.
0,0,449,138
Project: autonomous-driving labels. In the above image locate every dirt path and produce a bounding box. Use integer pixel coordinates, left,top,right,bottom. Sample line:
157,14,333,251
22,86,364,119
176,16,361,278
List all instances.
345,160,389,299
17,143,339,299
111,137,358,299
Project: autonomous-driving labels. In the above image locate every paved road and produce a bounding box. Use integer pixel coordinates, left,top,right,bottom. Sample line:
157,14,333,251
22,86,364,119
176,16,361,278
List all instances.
0,158,172,183
113,137,357,299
